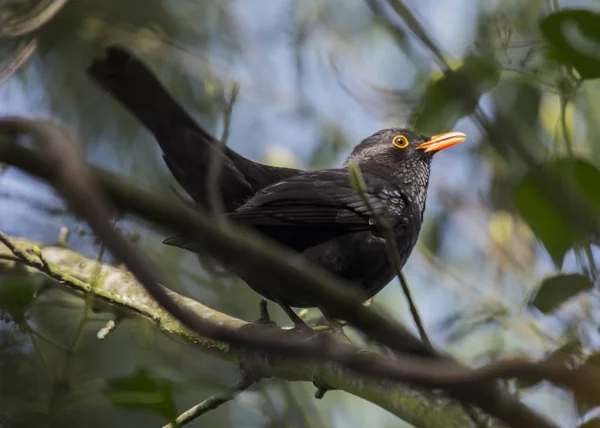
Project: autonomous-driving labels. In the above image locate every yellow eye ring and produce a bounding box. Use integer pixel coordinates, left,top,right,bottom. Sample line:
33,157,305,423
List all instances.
392,135,409,149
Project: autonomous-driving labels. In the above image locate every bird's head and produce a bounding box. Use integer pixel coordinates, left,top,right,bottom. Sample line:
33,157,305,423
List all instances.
346,128,466,167
345,128,466,206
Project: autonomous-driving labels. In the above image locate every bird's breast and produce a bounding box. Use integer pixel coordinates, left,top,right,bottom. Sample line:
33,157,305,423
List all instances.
303,213,422,300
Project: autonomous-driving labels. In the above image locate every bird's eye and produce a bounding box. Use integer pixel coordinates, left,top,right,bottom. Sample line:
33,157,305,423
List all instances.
392,135,409,149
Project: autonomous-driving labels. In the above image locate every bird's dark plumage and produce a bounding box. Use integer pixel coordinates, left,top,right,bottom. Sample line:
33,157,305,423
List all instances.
87,46,465,309
87,46,300,212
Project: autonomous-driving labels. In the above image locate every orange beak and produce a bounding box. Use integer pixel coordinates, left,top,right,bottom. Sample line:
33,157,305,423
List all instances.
417,131,466,153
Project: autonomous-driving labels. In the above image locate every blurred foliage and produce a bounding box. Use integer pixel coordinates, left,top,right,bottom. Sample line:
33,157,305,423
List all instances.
0,275,41,320
516,158,600,266
410,55,500,135
529,274,593,314
541,10,600,80
2,0,600,427
104,367,177,424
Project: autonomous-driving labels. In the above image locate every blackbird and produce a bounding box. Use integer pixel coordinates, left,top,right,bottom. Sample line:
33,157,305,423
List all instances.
87,46,465,325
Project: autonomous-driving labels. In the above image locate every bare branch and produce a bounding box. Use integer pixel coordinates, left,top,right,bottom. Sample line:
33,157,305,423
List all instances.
164,375,257,428
0,0,68,37
0,37,36,85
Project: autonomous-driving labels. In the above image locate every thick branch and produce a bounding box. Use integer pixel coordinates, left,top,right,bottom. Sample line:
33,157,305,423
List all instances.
0,235,486,428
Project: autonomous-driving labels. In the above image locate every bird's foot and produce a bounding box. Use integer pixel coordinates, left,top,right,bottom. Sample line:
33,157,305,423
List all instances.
289,316,312,333
325,318,347,333
318,308,351,338
250,303,335,397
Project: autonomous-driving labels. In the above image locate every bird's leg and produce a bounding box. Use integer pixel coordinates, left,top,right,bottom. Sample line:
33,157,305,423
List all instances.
323,316,347,333
253,299,277,326
321,297,372,332
275,301,311,332
320,307,348,334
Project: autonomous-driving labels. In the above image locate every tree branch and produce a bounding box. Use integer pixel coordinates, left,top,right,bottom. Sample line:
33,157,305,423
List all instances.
0,234,489,428
0,118,562,428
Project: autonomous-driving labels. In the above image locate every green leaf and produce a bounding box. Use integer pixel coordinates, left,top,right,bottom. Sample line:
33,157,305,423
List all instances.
410,55,499,135
515,158,600,266
0,276,41,319
541,10,600,79
104,368,177,423
530,274,593,314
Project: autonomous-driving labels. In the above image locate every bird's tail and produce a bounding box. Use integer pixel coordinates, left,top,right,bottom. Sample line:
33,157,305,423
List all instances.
86,45,216,151
87,45,229,208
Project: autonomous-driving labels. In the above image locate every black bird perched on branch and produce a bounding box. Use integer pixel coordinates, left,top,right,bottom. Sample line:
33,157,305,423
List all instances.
87,46,465,326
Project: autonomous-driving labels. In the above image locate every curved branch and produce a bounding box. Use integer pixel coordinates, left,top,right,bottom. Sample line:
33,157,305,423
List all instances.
0,37,37,85
0,235,485,428
0,0,68,37
0,118,561,428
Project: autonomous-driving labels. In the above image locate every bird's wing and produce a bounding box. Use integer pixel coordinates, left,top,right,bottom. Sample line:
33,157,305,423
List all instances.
87,46,301,211
227,169,407,251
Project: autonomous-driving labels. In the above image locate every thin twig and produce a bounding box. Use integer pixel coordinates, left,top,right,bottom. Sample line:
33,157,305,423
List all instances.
25,327,53,385
220,83,239,146
559,92,573,156
48,238,107,418
28,326,71,353
164,375,257,428
347,161,430,346
372,0,450,70
0,0,68,37
0,38,37,85
557,71,596,283
398,272,429,345
495,41,547,49
59,241,107,379
584,245,598,283
500,67,558,93
206,82,240,220
557,77,598,283
57,226,70,248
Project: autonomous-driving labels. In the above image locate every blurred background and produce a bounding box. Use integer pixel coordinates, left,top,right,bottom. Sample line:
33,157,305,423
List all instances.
2,0,600,427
